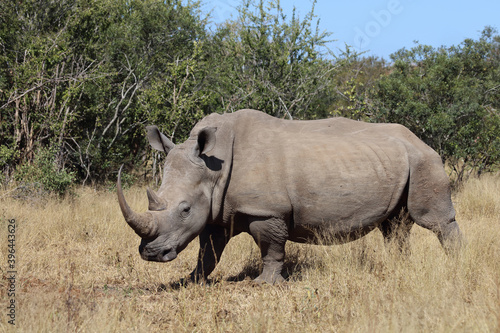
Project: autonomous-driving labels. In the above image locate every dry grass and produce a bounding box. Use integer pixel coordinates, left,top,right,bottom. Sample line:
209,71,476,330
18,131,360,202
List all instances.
1,174,500,332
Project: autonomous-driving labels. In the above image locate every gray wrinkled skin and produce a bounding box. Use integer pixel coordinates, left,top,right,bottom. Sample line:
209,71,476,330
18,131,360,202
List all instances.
118,109,463,284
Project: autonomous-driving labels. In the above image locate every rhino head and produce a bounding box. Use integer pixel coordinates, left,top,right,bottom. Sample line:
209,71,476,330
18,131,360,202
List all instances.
117,124,225,262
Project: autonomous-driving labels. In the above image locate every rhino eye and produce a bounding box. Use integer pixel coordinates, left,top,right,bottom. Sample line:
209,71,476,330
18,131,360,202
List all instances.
179,202,191,218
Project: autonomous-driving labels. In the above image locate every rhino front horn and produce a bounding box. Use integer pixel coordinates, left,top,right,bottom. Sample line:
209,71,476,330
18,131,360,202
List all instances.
117,165,158,238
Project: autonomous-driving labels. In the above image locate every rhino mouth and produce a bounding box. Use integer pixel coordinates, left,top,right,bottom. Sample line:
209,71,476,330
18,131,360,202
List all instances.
139,240,178,262
140,248,177,262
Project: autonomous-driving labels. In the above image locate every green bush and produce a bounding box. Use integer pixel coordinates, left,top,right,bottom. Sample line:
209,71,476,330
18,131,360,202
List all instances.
0,145,18,186
371,27,500,184
15,146,75,196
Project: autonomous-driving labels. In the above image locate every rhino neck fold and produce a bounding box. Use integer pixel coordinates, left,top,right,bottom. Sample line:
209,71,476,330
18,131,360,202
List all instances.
191,117,235,224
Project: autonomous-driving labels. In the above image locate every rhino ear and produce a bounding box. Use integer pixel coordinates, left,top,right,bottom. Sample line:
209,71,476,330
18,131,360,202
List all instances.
194,127,217,157
146,125,175,153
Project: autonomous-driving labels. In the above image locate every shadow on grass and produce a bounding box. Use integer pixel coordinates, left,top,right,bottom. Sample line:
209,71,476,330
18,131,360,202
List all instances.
225,251,321,282
159,278,194,291
160,251,322,288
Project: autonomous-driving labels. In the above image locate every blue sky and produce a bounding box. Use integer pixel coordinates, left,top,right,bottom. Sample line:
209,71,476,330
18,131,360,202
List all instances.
205,0,500,60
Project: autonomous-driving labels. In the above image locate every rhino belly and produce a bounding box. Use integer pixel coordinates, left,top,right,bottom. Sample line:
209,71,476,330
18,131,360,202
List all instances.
288,222,379,244
287,182,401,244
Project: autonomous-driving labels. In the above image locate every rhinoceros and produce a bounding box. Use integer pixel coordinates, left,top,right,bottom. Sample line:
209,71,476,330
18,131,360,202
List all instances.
117,109,463,284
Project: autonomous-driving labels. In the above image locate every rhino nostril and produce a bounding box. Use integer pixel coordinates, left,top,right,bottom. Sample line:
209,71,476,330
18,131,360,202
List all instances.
162,248,171,257
160,247,177,262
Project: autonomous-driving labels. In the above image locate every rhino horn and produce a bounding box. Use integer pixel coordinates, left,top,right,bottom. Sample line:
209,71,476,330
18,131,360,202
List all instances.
117,165,158,238
147,187,167,211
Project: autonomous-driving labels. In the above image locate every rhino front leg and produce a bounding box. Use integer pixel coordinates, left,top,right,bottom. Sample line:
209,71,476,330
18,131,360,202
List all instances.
248,217,288,284
190,224,231,282
379,211,414,254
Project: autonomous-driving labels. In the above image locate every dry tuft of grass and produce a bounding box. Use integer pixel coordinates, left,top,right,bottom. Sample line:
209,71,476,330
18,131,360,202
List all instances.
1,174,500,332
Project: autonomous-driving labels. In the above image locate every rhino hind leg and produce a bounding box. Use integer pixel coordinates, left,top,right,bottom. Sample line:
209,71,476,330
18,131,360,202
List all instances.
248,217,288,284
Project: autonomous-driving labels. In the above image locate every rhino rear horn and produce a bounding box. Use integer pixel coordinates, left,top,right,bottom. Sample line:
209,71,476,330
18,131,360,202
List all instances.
117,166,158,238
147,187,167,211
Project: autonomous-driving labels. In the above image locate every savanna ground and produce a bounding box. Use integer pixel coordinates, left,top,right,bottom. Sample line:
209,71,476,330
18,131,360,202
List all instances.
1,174,500,332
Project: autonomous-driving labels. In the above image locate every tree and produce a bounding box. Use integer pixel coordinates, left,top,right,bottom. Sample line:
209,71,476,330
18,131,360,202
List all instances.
65,0,209,183
0,0,209,188
0,0,88,185
205,0,338,119
371,27,500,183
328,53,388,121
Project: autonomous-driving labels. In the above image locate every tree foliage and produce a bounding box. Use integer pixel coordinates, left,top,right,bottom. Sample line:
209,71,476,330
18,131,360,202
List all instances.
1,0,499,192
205,0,338,119
372,27,500,182
329,53,388,121
1,0,208,186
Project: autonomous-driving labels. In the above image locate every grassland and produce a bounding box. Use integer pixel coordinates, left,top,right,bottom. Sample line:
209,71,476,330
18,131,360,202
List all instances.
1,174,499,332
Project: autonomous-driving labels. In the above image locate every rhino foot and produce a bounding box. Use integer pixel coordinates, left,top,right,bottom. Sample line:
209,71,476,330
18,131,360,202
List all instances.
253,265,285,285
253,271,285,285
189,272,207,284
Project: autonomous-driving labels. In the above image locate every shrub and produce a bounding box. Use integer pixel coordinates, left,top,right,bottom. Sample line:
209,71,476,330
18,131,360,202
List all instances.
15,146,75,196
